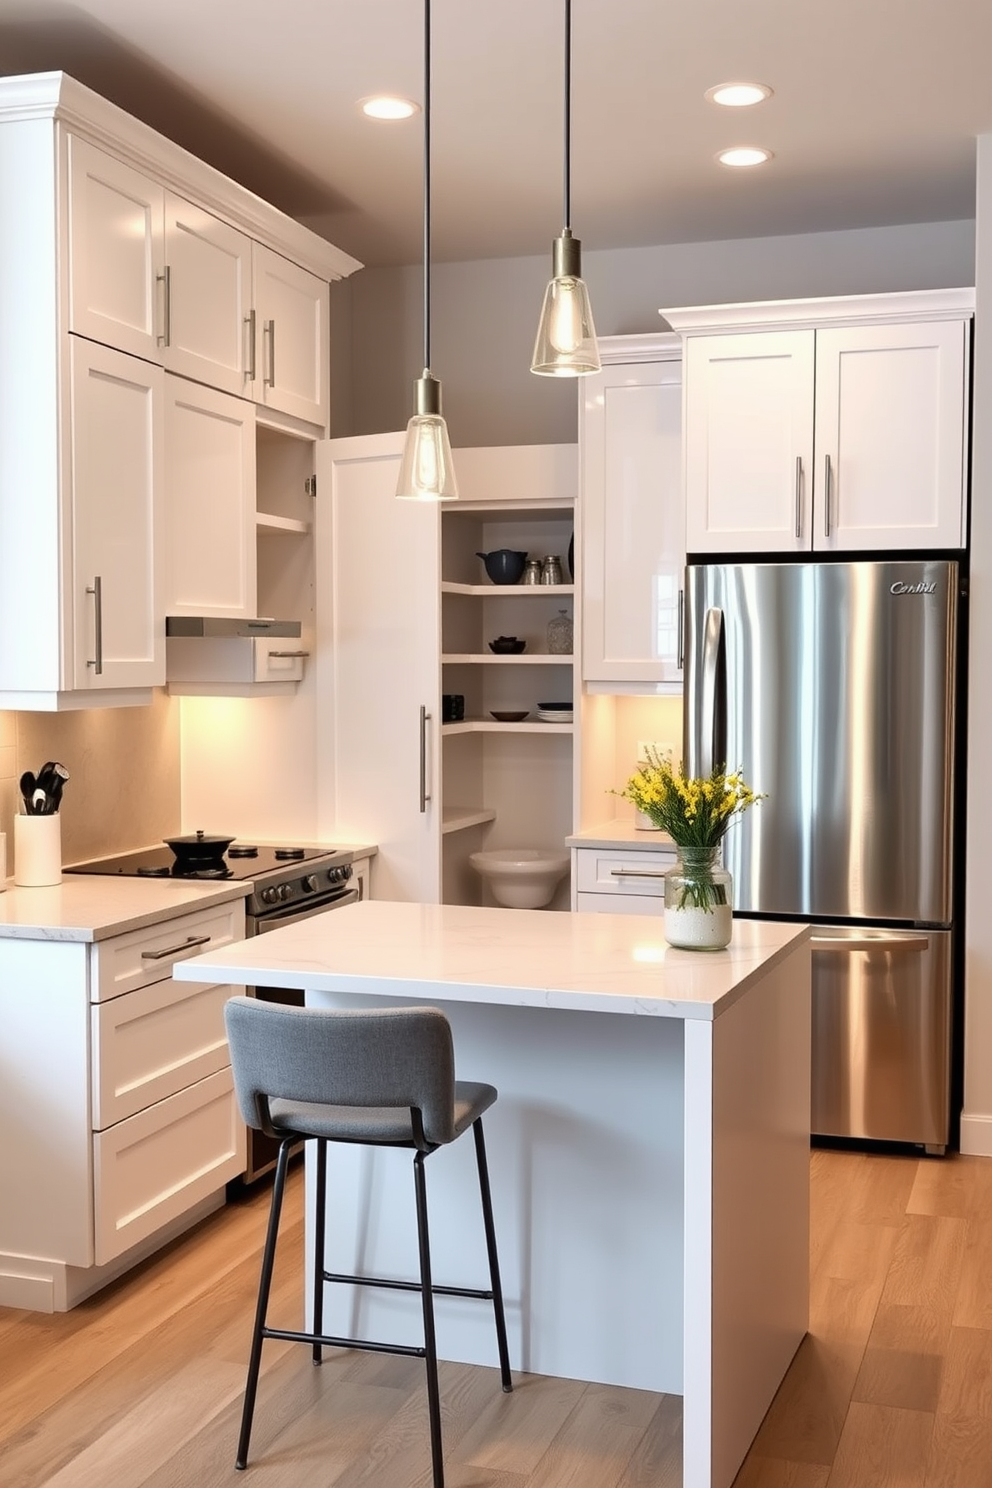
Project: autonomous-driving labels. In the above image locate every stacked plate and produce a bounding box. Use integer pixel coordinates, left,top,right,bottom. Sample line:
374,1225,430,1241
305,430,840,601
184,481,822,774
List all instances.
536,700,574,723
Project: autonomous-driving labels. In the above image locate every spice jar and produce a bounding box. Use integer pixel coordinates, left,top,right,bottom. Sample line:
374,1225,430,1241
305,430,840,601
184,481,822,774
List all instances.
522,558,543,585
547,609,573,654
541,555,563,585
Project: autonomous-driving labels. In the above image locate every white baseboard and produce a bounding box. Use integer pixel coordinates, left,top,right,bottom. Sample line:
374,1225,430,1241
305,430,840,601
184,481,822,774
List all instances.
959,1112,992,1157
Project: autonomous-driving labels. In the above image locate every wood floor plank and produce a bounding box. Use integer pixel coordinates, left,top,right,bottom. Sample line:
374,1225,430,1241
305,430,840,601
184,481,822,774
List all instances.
732,1456,831,1487
745,1334,865,1468
878,1214,967,1316
521,1381,665,1488
825,1401,932,1487
924,1413,992,1488
851,1302,947,1413
613,1394,682,1488
453,1369,589,1475
935,1325,992,1419
907,1154,992,1220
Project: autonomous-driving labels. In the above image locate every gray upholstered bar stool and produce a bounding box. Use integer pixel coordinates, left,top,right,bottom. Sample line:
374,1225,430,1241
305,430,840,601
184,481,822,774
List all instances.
224,996,513,1488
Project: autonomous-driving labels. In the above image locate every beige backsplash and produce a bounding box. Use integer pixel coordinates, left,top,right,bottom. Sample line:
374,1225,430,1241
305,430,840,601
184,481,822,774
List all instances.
0,693,181,872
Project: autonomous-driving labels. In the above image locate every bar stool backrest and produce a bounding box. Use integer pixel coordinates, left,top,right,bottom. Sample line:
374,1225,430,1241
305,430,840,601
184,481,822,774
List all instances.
224,997,457,1145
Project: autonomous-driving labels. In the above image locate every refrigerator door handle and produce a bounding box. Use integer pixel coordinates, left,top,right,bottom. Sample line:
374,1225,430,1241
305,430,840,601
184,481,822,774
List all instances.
695,606,726,776
810,930,929,954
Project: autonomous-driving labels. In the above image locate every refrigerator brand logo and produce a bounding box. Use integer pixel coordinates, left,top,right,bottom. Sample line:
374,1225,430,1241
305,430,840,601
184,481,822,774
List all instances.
890,580,936,596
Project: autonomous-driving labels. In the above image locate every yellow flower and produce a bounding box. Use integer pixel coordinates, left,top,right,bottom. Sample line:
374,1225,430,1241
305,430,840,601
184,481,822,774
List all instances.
610,749,765,848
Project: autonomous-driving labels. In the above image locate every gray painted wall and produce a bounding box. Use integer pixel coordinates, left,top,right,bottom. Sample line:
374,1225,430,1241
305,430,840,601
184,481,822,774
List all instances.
331,218,975,444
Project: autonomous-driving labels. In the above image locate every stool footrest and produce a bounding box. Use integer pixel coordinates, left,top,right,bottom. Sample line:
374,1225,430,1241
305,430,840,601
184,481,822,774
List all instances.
263,1325,426,1360
322,1269,494,1302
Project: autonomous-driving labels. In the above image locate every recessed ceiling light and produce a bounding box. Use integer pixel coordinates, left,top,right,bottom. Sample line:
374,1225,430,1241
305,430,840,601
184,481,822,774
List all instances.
361,96,420,120
717,146,773,168
705,82,773,108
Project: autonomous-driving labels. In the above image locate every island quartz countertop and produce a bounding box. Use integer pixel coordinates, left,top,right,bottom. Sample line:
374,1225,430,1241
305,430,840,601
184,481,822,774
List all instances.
173,898,810,1021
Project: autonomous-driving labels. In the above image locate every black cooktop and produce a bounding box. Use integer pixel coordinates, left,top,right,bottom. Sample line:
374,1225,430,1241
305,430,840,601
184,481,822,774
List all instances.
65,843,336,882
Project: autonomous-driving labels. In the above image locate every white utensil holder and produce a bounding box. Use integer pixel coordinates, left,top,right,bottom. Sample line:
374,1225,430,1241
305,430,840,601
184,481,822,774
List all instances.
14,813,62,887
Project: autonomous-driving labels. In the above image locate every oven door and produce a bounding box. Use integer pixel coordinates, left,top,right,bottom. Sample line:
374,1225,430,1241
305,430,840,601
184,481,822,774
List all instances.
250,885,360,935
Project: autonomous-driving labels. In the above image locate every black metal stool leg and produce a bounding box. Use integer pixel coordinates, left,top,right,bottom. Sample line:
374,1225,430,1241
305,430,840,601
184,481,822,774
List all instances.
236,1136,293,1470
413,1151,445,1488
312,1138,327,1365
473,1118,512,1392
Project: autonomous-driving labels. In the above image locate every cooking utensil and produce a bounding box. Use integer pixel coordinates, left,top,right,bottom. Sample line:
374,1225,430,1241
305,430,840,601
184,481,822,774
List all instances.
476,549,527,585
164,830,236,863
31,788,47,813
35,761,69,814
19,771,37,813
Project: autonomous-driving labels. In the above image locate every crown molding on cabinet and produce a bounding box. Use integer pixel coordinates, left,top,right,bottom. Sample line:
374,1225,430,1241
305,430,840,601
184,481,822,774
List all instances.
2,70,362,284
660,287,975,336
596,332,681,364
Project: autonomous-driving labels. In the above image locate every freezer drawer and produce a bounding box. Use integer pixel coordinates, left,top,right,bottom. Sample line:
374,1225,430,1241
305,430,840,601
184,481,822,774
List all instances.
811,925,951,1150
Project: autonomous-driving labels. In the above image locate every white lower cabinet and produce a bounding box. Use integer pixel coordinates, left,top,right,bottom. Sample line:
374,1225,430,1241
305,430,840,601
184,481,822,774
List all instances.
0,895,246,1310
573,844,677,915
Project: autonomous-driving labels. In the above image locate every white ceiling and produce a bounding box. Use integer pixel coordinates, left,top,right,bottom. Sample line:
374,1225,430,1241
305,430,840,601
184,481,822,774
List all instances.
2,0,991,269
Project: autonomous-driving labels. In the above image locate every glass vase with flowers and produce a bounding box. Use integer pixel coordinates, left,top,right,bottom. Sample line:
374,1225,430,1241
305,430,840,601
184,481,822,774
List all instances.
615,750,764,949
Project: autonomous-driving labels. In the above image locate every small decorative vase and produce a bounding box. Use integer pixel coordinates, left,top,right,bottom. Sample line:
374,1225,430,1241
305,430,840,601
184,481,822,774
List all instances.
663,846,733,951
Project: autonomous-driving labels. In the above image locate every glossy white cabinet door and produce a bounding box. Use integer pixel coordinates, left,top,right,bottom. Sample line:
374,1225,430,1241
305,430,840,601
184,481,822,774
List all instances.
252,244,329,426
67,136,163,361
684,330,816,553
69,338,164,690
317,433,441,902
163,194,252,396
163,375,256,618
814,320,968,550
581,354,684,684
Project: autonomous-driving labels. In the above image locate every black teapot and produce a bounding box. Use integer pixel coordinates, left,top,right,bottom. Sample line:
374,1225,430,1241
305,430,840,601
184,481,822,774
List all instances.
476,549,527,585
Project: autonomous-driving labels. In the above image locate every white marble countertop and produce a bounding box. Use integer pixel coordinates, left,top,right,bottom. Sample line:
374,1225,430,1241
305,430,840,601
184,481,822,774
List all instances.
173,899,810,1021
0,876,249,942
566,819,676,850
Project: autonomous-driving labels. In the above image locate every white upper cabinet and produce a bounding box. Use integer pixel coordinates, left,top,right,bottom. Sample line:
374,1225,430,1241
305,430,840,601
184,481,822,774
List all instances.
667,291,974,555
162,376,256,619
163,194,252,396
69,339,164,692
250,246,329,426
580,335,684,688
67,137,164,361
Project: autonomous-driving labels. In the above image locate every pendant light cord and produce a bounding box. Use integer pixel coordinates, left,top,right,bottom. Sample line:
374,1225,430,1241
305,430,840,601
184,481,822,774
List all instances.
563,0,571,234
423,0,432,373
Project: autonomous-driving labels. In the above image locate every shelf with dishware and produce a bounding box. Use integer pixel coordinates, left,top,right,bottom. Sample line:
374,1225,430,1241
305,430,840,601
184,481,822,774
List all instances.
441,581,574,597
442,717,574,734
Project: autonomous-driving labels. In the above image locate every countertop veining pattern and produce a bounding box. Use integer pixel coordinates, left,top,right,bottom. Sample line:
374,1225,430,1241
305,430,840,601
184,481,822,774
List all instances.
174,899,809,1020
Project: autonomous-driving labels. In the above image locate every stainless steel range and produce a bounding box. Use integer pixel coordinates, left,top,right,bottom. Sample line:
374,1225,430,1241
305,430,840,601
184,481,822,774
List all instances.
66,834,363,1180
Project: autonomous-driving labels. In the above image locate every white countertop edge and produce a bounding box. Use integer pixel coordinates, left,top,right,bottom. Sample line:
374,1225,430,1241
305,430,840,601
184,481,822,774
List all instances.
172,902,811,1022
0,879,249,941
567,821,676,850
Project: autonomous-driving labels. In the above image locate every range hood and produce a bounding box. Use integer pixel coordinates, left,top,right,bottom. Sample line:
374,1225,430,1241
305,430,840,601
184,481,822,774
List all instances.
165,617,301,638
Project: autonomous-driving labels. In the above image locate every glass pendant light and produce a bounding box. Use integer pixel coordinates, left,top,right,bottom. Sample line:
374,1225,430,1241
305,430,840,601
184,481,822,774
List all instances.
396,0,457,500
531,0,600,377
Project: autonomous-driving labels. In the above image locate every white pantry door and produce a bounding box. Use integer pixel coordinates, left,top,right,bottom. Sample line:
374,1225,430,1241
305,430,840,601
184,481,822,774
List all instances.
316,432,441,902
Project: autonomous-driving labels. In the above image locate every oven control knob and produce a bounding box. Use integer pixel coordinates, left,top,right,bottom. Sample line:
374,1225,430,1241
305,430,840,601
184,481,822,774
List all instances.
261,886,279,905
302,874,319,893
278,883,292,902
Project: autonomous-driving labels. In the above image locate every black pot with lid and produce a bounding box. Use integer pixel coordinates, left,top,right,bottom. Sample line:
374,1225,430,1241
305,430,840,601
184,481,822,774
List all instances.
163,829,235,866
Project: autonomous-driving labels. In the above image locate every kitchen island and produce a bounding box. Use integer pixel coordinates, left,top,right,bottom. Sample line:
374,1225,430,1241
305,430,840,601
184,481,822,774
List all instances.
175,901,812,1488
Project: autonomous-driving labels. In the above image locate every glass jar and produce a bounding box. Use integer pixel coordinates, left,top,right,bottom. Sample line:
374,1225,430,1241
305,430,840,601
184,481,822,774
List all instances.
663,846,733,950
546,608,573,655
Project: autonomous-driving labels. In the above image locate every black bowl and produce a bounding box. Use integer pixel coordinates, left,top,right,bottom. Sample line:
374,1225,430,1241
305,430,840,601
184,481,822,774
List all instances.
489,638,526,654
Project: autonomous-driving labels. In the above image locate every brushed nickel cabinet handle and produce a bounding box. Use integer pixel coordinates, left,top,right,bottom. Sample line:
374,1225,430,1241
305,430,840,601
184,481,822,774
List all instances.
86,576,103,675
141,933,211,961
610,868,669,879
156,265,172,347
810,932,929,954
419,705,432,812
245,309,256,380
267,650,310,659
264,319,275,387
677,587,685,671
823,453,831,537
795,456,803,540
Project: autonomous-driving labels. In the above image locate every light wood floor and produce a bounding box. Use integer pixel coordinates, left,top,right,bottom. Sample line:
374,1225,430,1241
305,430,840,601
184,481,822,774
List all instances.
2,1146,992,1486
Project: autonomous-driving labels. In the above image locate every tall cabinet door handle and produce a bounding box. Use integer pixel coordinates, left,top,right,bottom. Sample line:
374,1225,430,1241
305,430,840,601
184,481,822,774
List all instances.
795,456,803,540
677,587,685,671
823,454,832,537
156,265,172,347
244,309,257,381
419,705,432,813
264,319,276,387
86,576,104,675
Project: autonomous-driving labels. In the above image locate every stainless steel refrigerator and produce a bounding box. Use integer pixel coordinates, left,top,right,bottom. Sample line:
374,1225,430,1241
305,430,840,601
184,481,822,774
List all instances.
684,559,960,1152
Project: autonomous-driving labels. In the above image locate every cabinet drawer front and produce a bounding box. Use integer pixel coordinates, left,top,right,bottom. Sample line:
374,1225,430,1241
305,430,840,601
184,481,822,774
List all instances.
92,900,244,1002
575,846,677,897
92,976,233,1129
93,1068,245,1265
576,890,665,917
